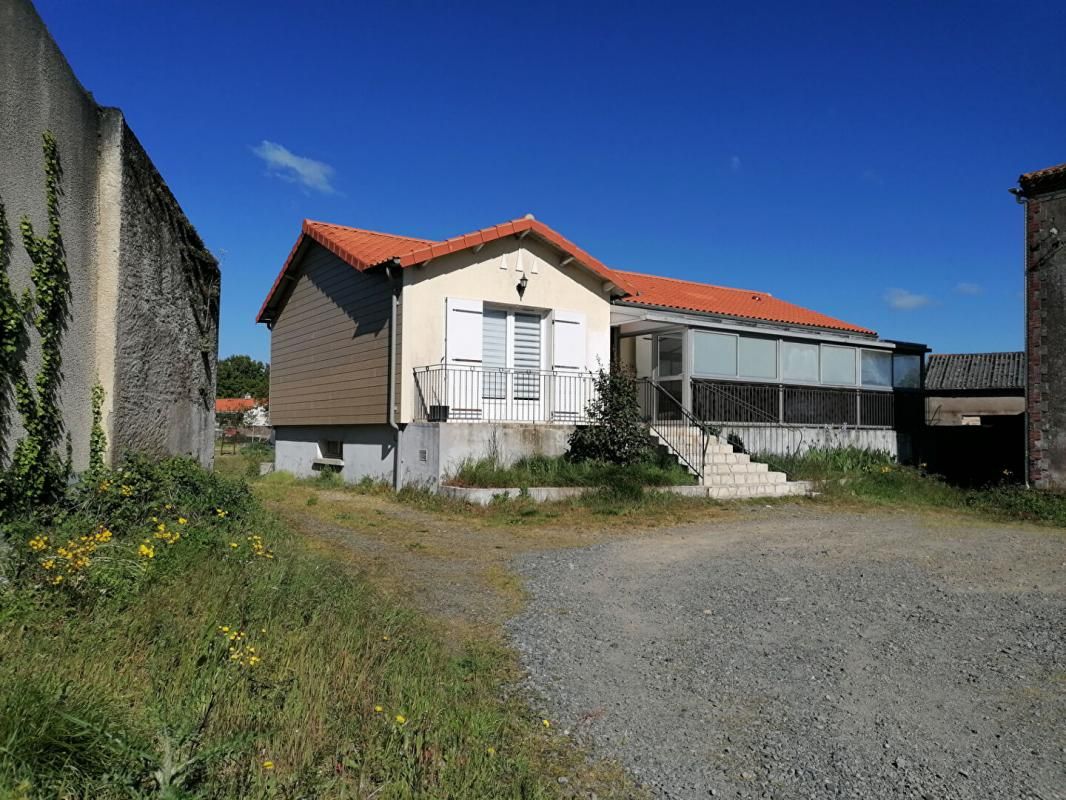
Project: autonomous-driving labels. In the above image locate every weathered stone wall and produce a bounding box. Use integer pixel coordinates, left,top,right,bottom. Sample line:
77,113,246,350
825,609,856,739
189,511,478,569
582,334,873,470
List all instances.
1023,180,1066,488
0,0,219,470
110,123,219,465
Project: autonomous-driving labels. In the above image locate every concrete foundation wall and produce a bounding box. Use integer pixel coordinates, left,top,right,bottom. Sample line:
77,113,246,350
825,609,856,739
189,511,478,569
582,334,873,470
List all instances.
274,425,396,483
717,424,904,460
277,421,575,488
0,0,218,471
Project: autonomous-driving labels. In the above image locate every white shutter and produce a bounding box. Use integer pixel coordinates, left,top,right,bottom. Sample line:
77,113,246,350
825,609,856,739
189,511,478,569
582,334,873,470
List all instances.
552,311,586,371
445,298,483,364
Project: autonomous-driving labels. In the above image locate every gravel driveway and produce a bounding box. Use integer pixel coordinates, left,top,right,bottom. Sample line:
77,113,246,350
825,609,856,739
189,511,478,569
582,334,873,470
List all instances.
509,510,1065,799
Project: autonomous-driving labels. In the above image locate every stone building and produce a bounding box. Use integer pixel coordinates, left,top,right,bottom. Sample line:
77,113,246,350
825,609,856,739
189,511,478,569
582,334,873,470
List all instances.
0,0,219,469
1017,163,1066,489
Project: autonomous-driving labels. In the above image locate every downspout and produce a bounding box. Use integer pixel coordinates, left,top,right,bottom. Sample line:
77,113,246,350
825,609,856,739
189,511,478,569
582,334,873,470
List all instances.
385,263,401,491
1012,186,1030,488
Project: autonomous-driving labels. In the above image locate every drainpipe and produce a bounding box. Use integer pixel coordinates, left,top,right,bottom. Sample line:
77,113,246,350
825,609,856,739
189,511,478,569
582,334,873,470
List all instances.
1012,186,1030,488
385,263,401,491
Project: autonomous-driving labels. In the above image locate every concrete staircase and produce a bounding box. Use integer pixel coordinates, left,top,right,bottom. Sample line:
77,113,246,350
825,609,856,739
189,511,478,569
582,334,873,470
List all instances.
649,426,812,499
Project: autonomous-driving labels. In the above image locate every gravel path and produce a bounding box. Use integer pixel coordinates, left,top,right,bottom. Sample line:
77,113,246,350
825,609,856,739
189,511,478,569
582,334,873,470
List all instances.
508,510,1066,799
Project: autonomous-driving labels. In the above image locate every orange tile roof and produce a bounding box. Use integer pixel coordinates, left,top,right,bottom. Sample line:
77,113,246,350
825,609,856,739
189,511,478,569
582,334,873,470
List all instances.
257,217,635,322
257,217,875,335
612,269,875,335
215,397,261,413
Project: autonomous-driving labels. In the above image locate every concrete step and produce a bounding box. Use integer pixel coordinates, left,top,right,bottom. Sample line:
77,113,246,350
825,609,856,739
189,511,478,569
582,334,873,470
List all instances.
705,481,811,499
703,470,786,486
707,461,769,475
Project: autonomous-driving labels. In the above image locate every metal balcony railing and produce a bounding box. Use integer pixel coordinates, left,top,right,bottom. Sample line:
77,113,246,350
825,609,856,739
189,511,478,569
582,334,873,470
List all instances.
691,379,897,428
412,364,597,423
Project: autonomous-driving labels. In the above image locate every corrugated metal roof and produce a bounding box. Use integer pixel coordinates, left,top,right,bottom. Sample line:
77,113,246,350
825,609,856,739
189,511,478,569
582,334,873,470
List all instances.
925,352,1024,392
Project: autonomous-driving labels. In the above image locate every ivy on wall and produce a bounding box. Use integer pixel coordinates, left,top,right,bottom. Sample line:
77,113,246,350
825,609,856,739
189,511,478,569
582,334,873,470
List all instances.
0,131,73,516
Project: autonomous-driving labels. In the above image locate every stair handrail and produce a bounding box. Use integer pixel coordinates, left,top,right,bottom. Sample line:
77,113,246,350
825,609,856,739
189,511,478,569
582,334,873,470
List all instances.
635,378,717,479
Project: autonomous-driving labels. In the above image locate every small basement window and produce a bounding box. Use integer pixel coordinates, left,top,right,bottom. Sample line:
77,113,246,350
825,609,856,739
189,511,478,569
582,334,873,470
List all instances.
320,440,343,460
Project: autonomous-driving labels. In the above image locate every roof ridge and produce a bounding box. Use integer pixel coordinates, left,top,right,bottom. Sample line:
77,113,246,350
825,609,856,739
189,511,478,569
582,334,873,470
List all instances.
611,268,769,297
929,351,1023,357
304,219,437,245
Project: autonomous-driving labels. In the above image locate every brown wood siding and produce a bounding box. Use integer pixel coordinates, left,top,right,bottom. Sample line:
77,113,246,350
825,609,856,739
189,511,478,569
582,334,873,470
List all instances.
270,244,399,425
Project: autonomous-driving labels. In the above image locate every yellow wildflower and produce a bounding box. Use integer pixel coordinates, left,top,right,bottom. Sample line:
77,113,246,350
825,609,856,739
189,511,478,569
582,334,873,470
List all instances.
542,719,551,729
374,705,383,713
28,535,48,551
94,528,113,543
164,503,173,510
394,714,406,725
50,575,63,585
216,508,228,518
262,760,274,770
99,480,111,492
229,542,238,549
382,635,389,641
138,542,155,559
177,517,187,525
486,747,496,756
120,485,133,497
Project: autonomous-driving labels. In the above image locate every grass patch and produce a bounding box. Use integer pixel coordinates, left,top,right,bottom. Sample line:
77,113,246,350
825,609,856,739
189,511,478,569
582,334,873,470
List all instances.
767,447,1066,528
448,454,694,488
0,459,636,799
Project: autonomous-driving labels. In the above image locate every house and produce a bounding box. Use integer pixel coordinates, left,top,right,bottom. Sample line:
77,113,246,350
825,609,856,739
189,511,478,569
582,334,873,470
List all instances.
1,0,219,470
1016,162,1066,489
921,352,1024,486
257,216,926,490
925,352,1024,426
215,397,270,433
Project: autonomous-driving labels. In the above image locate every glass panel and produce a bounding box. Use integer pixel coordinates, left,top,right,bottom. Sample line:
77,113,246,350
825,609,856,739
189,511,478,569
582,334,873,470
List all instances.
861,350,892,387
738,336,777,379
893,354,922,388
513,313,541,400
657,334,683,377
821,345,856,385
781,341,819,382
482,309,507,399
693,331,737,376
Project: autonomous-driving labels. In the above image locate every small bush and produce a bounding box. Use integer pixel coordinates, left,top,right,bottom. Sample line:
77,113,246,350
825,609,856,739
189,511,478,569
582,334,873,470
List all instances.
568,366,649,465
761,445,895,480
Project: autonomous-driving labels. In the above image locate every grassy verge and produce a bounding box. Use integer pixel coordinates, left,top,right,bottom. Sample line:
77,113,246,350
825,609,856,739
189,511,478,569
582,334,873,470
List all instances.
762,446,1066,528
448,454,694,488
0,458,636,799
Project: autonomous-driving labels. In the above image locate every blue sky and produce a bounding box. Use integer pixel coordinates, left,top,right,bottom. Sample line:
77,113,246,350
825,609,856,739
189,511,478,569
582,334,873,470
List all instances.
36,0,1065,362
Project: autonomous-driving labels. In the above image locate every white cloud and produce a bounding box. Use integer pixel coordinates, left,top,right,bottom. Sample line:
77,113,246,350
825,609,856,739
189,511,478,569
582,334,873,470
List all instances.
729,155,742,173
884,288,932,311
954,281,983,295
252,140,336,194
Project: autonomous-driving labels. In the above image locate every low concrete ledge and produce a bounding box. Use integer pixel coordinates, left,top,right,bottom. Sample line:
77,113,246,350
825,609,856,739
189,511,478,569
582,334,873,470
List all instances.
440,482,815,506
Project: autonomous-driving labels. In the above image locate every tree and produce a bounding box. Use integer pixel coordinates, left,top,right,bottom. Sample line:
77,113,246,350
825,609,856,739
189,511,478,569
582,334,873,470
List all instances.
216,355,269,400
567,365,649,465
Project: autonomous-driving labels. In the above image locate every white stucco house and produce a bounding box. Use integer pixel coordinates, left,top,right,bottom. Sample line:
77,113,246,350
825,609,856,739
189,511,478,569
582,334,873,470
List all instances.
257,215,926,491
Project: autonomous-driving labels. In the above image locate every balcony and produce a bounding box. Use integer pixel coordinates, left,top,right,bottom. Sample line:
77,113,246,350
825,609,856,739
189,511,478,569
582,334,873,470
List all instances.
413,364,596,424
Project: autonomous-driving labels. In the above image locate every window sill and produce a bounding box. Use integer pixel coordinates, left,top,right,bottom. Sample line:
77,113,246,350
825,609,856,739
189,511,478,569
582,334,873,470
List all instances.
313,457,344,467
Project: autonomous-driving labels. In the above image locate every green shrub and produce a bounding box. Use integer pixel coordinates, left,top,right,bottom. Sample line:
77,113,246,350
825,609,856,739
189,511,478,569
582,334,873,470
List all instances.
760,445,895,480
567,366,649,466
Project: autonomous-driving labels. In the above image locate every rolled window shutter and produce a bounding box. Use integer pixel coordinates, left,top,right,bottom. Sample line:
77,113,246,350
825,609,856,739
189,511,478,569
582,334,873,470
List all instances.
446,298,483,364
552,311,586,371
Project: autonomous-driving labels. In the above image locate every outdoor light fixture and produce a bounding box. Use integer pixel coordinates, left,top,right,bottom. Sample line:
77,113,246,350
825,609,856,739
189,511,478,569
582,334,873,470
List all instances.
517,274,529,298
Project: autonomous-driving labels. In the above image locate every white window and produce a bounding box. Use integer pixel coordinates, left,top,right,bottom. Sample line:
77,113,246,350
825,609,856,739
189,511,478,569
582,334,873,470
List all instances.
657,334,684,377
480,306,545,400
821,345,857,385
782,341,819,382
861,350,892,387
693,331,737,376
739,336,777,380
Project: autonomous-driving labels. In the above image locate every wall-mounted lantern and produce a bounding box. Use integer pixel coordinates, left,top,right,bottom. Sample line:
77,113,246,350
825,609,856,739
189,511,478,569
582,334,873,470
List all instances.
517,274,529,299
